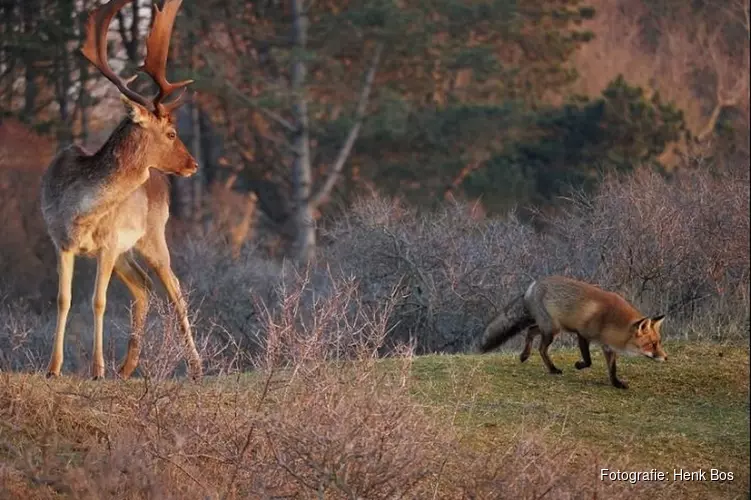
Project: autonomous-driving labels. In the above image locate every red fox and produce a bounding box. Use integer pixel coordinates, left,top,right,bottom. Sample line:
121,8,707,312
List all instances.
478,276,667,389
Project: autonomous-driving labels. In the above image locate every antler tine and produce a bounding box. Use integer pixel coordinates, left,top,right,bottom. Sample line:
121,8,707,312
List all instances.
80,0,151,109
142,0,194,116
160,88,193,115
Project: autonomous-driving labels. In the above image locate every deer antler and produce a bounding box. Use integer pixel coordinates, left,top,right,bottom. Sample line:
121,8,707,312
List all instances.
81,0,193,117
81,0,152,109
141,0,194,116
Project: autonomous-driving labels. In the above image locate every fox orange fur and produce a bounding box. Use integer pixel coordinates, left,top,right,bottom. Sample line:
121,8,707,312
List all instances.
478,276,667,389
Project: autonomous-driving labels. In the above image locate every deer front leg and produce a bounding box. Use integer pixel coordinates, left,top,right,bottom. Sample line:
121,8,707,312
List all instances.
47,250,75,378
137,235,202,380
91,250,117,380
156,266,202,380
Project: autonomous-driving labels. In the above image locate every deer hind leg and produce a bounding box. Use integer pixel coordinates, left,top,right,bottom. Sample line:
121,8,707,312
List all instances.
114,254,153,379
47,250,75,378
91,250,118,380
136,235,202,380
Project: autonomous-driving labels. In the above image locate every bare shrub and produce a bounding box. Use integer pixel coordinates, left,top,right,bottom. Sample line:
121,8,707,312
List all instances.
321,158,748,351
546,162,749,341
169,234,327,363
256,270,398,370
130,294,239,382
2,156,746,374
0,295,50,372
321,193,550,354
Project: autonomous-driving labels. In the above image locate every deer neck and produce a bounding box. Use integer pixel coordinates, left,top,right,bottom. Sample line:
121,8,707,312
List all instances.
83,119,154,215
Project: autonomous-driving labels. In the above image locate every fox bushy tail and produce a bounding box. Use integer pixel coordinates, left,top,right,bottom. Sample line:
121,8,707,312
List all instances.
478,294,535,353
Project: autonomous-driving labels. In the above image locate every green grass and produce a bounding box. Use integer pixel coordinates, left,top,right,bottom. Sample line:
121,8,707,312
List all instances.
403,341,750,499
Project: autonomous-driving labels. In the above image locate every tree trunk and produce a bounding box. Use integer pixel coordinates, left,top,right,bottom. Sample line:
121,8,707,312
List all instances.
78,0,90,145
289,0,315,263
1,1,17,112
55,0,74,146
308,42,383,209
172,105,194,220
190,47,204,226
117,0,140,66
21,0,37,123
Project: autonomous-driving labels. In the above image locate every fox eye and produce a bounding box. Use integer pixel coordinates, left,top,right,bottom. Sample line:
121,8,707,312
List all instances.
166,130,176,140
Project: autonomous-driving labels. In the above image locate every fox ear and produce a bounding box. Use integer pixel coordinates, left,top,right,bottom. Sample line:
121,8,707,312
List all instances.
651,315,665,330
632,317,649,335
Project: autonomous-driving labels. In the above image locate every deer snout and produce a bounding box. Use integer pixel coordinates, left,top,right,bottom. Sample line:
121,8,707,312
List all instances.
179,159,198,177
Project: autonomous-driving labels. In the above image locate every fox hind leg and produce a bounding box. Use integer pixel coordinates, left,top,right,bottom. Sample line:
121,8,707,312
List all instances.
538,329,563,375
528,307,563,375
519,325,540,363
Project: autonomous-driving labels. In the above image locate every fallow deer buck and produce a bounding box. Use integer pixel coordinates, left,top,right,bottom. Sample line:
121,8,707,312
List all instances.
41,0,202,380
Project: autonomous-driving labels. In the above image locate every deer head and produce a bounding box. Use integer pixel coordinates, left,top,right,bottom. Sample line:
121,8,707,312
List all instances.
81,0,197,177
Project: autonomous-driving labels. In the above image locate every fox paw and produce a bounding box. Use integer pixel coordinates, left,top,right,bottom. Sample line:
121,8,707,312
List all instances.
575,360,591,370
549,368,563,375
612,379,629,389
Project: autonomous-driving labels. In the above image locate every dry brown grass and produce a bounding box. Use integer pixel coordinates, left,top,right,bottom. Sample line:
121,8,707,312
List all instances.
0,273,656,499
0,375,653,499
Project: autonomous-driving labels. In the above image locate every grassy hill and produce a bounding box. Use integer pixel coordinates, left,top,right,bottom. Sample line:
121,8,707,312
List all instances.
0,341,748,498
407,341,750,499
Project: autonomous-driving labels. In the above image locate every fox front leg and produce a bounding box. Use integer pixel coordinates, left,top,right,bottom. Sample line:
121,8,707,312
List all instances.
574,334,592,370
602,346,628,389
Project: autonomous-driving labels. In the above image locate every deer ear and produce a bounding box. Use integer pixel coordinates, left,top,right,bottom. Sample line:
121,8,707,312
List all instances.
121,95,151,125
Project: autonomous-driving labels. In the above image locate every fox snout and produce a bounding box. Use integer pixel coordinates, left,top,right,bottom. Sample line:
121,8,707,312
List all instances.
644,351,667,362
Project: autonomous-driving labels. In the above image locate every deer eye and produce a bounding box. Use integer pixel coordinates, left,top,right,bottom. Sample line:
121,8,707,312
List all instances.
166,130,176,140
